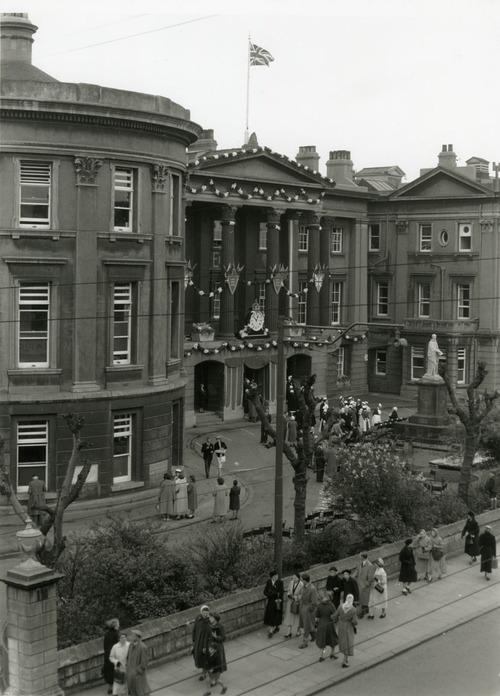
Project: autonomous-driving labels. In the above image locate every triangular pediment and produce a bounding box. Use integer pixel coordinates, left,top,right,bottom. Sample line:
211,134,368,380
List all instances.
390,167,492,200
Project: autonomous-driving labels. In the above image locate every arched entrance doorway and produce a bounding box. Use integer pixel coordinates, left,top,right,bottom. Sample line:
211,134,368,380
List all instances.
242,356,270,419
287,354,312,381
195,361,224,414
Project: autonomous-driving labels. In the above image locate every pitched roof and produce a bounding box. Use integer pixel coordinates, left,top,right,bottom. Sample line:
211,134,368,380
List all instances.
356,165,405,177
388,166,496,200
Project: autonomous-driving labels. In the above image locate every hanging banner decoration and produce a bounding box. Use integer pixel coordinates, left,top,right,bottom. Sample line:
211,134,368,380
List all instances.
312,264,327,293
270,264,288,295
184,260,197,289
224,263,244,295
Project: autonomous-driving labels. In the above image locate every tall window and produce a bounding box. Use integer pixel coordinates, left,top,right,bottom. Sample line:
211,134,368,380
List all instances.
17,421,48,492
337,346,345,379
330,227,343,254
169,281,180,359
419,224,432,252
210,283,220,320
112,283,133,365
330,281,342,325
458,223,472,252
457,283,471,319
113,414,133,483
376,281,389,316
375,350,387,375
257,282,266,312
297,280,307,324
259,223,267,251
19,161,51,228
212,221,222,268
411,347,425,380
417,282,431,318
298,226,309,252
113,168,134,231
18,284,50,368
169,172,181,236
369,224,380,251
457,348,467,384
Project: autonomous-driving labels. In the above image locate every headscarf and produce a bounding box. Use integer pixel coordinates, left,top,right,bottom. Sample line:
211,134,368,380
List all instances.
342,593,354,611
200,605,210,615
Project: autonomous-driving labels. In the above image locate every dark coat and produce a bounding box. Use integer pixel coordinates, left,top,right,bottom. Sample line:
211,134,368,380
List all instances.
479,530,497,573
461,518,480,557
192,616,212,670
315,601,338,649
126,639,150,696
229,485,241,511
341,577,359,603
102,627,119,685
201,442,214,462
27,477,46,516
263,578,284,627
187,482,197,511
326,574,343,608
399,545,417,583
208,623,227,675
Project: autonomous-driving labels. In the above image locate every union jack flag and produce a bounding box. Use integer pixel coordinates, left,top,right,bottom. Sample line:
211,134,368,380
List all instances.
249,42,274,66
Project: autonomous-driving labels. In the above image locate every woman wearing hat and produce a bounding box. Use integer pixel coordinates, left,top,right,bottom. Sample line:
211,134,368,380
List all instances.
478,525,497,581
126,629,150,696
192,606,213,682
461,511,480,564
367,559,387,619
399,538,417,595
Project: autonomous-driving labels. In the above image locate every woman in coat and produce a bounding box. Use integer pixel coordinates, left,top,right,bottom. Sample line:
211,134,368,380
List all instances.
103,618,120,694
173,471,188,519
412,529,432,581
158,473,175,520
429,528,447,581
187,475,198,518
126,630,150,696
192,605,212,682
368,558,387,619
479,525,497,581
212,477,229,522
461,511,480,564
204,614,228,696
229,480,241,520
298,573,319,648
399,538,417,595
109,632,130,696
315,593,338,661
283,570,303,638
333,594,358,668
263,570,284,637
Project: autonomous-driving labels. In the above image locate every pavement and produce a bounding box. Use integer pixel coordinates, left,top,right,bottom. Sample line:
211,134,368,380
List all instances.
71,538,500,696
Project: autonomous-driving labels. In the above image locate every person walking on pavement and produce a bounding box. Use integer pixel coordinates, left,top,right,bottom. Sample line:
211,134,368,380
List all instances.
283,570,303,638
27,475,46,527
173,470,188,519
461,511,480,564
333,594,358,669
204,613,228,696
109,632,130,696
192,605,212,683
201,436,214,479
212,477,229,522
315,593,338,661
187,475,198,518
412,529,432,581
354,553,374,617
484,471,497,510
158,472,175,520
341,569,359,606
126,629,150,696
102,618,120,694
229,480,241,520
263,570,284,638
260,401,272,445
478,525,497,581
368,558,387,619
298,573,319,648
213,436,227,479
326,566,343,609
399,538,417,595
429,527,447,581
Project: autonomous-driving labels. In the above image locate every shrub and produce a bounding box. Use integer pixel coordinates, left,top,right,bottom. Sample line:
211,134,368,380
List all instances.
305,520,362,565
432,492,469,525
356,511,411,547
480,405,500,460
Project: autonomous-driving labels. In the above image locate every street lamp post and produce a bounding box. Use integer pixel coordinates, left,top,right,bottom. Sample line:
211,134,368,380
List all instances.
273,316,285,577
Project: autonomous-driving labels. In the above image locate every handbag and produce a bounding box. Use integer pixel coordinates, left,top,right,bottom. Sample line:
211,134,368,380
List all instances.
492,557,498,570
374,581,384,594
290,598,300,615
431,548,444,561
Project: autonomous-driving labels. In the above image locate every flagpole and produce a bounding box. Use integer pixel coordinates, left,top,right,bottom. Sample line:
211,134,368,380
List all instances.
244,34,251,144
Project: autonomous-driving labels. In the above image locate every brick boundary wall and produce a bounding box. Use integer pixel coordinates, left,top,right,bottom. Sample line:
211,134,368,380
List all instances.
58,508,500,692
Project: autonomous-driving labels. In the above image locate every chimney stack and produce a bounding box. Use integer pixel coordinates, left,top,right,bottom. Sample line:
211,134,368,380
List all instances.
0,13,38,66
296,145,320,172
438,143,457,169
188,129,218,161
326,150,354,184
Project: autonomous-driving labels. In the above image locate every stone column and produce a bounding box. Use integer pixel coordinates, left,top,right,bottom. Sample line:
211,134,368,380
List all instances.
149,164,169,385
349,219,368,324
306,213,321,326
219,206,238,336
319,216,333,326
1,558,64,696
447,336,459,386
265,209,282,332
72,157,102,392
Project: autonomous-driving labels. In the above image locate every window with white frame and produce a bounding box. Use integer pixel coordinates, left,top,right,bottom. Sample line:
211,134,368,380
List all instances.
257,282,266,313
369,224,380,251
337,346,345,379
330,280,342,325
18,283,50,368
258,223,267,251
376,281,389,316
113,168,134,231
297,280,307,324
17,420,48,492
458,223,472,252
419,224,432,252
113,413,133,483
169,281,180,359
169,172,181,236
330,227,343,254
298,226,309,252
417,282,431,318
19,161,51,228
212,220,222,268
457,283,471,319
411,347,425,380
457,348,467,384
375,350,387,375
112,283,133,365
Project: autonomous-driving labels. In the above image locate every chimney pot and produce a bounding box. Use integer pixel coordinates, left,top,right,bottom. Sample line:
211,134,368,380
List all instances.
448,144,453,151
442,145,447,152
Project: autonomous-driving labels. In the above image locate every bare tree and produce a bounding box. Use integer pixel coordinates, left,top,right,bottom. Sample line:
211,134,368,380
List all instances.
439,361,499,503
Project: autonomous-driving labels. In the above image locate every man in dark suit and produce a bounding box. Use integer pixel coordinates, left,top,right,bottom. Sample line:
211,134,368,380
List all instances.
201,436,214,479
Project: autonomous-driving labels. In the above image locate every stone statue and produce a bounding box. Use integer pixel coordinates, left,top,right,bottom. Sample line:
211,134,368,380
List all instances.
423,333,443,379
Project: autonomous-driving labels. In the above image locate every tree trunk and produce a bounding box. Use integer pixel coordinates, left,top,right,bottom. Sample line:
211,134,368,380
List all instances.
458,431,478,504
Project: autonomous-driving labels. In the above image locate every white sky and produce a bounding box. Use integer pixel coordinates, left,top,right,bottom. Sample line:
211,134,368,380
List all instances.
4,0,500,181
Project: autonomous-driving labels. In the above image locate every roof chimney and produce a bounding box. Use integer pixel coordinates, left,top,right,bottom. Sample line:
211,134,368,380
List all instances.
326,150,355,186
438,143,457,169
0,13,37,65
188,129,218,161
296,145,320,172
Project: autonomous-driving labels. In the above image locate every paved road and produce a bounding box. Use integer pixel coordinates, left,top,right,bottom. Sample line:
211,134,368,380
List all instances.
331,608,500,696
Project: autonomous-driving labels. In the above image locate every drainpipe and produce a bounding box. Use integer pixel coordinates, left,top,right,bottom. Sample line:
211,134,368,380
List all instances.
431,263,445,320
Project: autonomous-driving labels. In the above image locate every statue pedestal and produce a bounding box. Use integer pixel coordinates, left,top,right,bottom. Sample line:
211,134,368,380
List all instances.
396,377,450,444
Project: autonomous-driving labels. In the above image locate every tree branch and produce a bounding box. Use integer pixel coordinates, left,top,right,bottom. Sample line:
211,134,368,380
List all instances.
439,362,468,424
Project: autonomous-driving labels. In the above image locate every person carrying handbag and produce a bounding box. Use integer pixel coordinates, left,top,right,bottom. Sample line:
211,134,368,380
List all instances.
283,571,303,638
429,528,447,581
